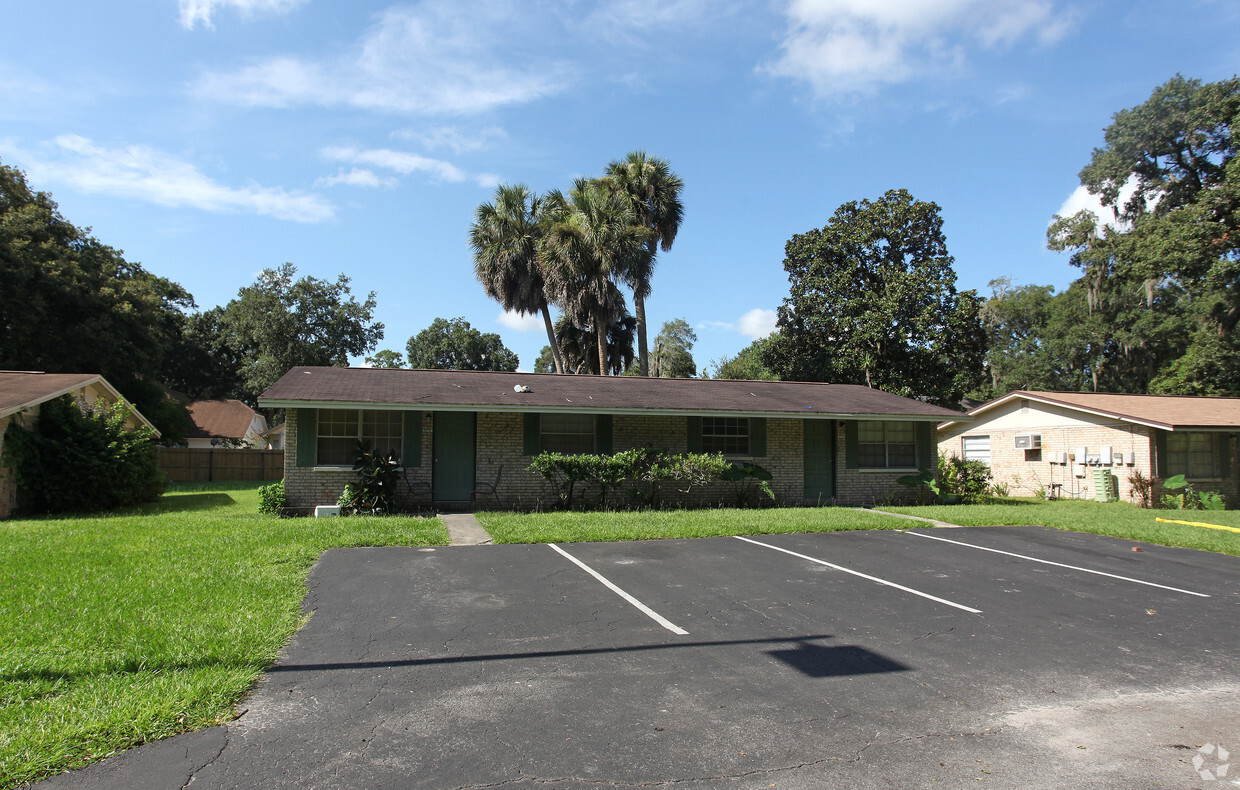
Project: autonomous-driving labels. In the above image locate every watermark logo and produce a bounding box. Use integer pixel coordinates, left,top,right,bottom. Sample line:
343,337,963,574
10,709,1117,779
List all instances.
1193,743,1230,781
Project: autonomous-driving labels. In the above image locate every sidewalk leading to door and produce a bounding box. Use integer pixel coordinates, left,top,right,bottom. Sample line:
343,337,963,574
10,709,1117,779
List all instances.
441,513,493,546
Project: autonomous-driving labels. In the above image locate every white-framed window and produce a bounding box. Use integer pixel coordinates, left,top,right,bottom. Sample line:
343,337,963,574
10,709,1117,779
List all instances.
1167,432,1220,479
316,409,403,466
701,417,750,456
540,413,596,454
858,420,916,469
962,435,991,464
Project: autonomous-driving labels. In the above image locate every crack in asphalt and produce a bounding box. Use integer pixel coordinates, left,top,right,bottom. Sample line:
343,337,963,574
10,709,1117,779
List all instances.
181,725,229,789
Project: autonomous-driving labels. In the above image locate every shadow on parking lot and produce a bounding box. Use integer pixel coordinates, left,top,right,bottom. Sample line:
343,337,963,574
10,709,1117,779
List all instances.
767,641,910,677
267,634,910,678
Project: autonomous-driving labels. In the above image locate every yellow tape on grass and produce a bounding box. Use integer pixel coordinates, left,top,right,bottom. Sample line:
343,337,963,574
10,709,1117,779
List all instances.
1155,517,1240,534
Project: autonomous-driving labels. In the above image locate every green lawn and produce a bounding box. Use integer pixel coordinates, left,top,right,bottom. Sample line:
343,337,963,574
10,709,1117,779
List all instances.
879,498,1240,557
0,482,447,790
476,506,912,543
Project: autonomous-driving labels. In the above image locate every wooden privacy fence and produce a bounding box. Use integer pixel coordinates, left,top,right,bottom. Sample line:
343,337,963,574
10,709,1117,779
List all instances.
158,448,284,482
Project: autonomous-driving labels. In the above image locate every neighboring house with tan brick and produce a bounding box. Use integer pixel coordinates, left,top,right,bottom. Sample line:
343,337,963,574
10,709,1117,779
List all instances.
184,399,268,448
938,391,1240,506
0,371,158,519
258,366,966,512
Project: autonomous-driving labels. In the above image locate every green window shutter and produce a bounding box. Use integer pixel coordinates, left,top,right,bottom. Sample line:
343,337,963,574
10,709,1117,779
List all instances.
1219,433,1232,479
523,413,541,455
1154,430,1168,478
686,416,703,453
916,423,934,471
402,411,422,467
749,417,766,457
844,422,859,469
296,408,317,467
595,414,613,454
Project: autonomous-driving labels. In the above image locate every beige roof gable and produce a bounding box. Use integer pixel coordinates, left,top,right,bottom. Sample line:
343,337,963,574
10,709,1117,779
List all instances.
0,371,159,434
943,390,1240,431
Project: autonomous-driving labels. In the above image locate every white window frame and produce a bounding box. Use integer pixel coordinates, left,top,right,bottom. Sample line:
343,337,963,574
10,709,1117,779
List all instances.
701,416,751,456
858,420,917,470
540,413,596,454
1167,431,1220,480
316,409,403,467
962,435,991,464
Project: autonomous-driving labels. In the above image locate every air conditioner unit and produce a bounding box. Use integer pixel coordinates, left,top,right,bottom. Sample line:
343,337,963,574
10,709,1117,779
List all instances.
1014,434,1042,450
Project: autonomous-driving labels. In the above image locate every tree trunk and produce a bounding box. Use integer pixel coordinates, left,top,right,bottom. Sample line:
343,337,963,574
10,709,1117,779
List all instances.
541,303,565,374
596,312,609,376
635,290,650,376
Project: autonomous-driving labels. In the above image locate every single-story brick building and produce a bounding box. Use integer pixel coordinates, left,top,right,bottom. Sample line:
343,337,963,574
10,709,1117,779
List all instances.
937,390,1240,505
1,371,158,518
259,366,967,511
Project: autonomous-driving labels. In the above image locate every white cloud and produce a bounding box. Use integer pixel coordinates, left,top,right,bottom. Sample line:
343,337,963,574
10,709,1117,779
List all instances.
737,308,778,340
582,0,721,43
475,172,502,189
315,167,396,188
395,126,508,154
179,0,306,30
497,310,544,332
698,308,778,340
1,135,333,223
1052,177,1147,237
322,146,466,183
194,3,568,115
763,0,1075,97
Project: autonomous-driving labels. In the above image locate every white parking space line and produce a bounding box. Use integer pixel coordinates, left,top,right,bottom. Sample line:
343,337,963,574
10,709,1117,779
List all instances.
906,531,1211,598
733,536,983,614
547,544,690,635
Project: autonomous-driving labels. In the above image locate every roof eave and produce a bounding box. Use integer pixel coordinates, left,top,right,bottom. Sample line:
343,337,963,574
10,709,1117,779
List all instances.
0,374,161,436
940,391,1174,432
257,397,964,422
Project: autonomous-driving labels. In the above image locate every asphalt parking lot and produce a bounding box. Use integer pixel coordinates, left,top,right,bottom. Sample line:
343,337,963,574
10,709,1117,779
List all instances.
38,526,1240,789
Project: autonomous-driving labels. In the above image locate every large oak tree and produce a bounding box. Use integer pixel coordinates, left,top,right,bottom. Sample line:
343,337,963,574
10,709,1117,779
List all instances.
765,189,985,407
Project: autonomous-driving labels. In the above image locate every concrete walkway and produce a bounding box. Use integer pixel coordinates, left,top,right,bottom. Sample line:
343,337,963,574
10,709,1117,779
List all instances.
854,507,968,529
440,513,493,545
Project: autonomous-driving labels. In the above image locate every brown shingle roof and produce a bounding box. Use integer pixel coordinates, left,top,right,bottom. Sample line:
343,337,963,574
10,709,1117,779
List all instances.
952,390,1240,430
0,371,103,417
186,399,259,439
258,367,965,421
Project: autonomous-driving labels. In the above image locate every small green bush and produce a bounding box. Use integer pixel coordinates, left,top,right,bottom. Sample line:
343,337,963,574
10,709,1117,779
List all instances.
2,395,166,513
937,454,993,503
527,449,735,510
338,440,402,514
257,479,285,514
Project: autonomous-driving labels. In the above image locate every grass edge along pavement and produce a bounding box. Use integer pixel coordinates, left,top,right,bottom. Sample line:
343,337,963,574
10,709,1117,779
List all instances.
477,506,914,543
883,498,1240,557
0,482,447,790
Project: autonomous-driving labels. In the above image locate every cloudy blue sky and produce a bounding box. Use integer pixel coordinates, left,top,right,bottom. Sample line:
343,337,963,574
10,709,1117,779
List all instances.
3,0,1237,373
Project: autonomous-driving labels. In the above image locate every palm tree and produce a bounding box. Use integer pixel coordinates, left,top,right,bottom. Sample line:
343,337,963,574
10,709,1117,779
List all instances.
604,151,684,376
469,184,565,373
542,179,648,375
553,289,636,375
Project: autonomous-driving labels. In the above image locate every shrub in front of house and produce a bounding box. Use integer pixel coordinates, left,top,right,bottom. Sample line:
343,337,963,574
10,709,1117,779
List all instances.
528,449,736,510
936,453,994,504
258,479,286,514
2,395,166,514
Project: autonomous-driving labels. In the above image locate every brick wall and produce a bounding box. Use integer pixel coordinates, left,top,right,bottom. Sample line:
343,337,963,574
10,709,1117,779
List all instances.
0,411,33,519
0,414,14,518
283,408,928,511
939,419,1155,502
